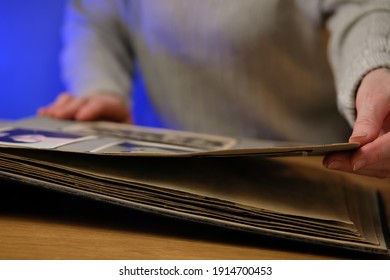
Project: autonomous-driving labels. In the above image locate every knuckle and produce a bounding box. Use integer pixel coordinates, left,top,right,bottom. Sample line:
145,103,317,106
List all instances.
354,117,377,129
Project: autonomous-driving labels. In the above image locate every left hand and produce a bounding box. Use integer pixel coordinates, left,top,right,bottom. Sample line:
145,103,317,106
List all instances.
323,68,390,178
38,92,132,123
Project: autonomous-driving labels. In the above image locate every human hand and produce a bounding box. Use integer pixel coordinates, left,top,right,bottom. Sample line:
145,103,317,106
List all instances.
323,68,390,178
38,92,132,123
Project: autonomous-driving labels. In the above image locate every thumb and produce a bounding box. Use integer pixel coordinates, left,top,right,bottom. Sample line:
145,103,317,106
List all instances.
350,76,390,145
350,101,385,146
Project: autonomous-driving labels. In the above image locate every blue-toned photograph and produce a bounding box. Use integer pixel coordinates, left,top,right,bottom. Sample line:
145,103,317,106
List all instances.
0,127,92,148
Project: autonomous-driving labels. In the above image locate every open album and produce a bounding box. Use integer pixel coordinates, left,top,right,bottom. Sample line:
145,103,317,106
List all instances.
0,117,388,256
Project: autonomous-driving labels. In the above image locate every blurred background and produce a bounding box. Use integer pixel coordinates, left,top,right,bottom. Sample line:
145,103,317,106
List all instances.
0,1,161,126
0,1,66,120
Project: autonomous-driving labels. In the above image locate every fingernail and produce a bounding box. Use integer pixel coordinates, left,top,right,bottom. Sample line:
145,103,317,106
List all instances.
326,160,345,170
353,159,366,171
350,132,368,140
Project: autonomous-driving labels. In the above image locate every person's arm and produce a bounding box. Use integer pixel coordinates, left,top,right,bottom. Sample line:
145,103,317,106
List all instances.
38,0,133,122
323,0,390,178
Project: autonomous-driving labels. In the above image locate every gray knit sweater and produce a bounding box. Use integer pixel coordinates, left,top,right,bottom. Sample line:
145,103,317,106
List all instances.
61,0,390,143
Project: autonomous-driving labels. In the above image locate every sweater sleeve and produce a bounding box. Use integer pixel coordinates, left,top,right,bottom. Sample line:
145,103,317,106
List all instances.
324,0,390,127
61,0,133,106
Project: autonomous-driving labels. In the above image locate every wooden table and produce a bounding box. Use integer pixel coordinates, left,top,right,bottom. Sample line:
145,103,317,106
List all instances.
0,157,389,260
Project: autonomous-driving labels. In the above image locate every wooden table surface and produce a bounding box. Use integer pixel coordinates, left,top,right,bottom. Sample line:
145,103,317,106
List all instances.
0,156,389,260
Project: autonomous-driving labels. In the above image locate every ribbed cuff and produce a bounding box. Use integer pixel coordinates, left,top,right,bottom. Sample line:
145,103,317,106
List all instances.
337,50,390,127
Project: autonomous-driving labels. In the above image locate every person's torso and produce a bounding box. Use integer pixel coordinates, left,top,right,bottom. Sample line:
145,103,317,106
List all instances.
119,0,351,143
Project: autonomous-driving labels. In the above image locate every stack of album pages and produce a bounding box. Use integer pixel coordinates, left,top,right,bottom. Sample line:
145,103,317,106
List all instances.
0,117,388,256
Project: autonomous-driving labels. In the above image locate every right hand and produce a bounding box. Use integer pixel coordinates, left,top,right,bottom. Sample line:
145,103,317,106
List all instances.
323,68,390,178
38,92,132,123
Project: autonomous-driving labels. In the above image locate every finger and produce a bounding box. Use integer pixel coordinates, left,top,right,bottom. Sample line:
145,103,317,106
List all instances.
37,92,73,116
324,149,390,178
47,92,74,111
347,160,390,178
74,98,104,121
75,96,130,122
37,106,49,116
50,97,87,119
42,93,75,116
350,132,390,172
323,151,353,172
54,92,74,106
350,93,390,146
350,70,390,145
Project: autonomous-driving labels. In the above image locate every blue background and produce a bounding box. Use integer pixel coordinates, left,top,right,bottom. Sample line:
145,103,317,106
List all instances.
0,1,164,128
0,1,67,120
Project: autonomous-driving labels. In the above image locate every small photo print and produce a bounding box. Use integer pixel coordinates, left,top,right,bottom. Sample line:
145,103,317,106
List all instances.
92,140,202,154
0,127,94,149
64,122,236,151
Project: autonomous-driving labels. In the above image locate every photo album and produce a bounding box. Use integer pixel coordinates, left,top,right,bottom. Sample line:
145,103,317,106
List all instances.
0,116,388,256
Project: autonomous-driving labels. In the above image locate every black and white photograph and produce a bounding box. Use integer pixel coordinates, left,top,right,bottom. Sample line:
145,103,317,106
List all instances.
64,122,236,151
